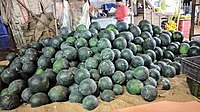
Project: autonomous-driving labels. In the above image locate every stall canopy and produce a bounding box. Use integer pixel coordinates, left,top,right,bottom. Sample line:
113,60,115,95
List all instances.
0,0,90,48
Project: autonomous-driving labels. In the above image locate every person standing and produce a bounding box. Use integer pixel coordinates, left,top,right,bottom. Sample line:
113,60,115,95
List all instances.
115,0,129,21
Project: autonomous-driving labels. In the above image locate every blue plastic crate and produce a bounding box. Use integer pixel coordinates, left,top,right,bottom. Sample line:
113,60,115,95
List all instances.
0,25,8,35
102,3,116,11
0,35,10,50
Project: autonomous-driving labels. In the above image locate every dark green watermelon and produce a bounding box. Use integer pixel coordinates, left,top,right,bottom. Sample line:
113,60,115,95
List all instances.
118,31,134,42
99,29,115,41
172,31,184,42
188,46,200,56
48,85,69,102
79,78,97,96
128,42,137,55
74,68,90,84
112,71,126,84
62,46,77,61
141,85,157,101
159,33,171,46
121,48,134,62
0,94,21,110
116,21,128,32
29,92,49,107
101,90,115,102
131,56,144,68
133,66,149,81
78,47,93,62
113,37,127,51
134,36,144,45
82,95,98,110
75,37,88,49
89,22,101,31
98,60,115,76
115,58,129,72
56,69,74,86
162,65,176,78
28,75,49,92
100,48,115,61
8,79,26,94
98,76,113,91
141,31,152,40
97,38,112,51
130,25,141,37
85,57,99,70
126,79,144,95
143,38,156,50
113,84,124,95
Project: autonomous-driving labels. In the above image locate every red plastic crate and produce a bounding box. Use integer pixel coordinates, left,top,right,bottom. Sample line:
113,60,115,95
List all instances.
179,19,191,28
178,19,191,37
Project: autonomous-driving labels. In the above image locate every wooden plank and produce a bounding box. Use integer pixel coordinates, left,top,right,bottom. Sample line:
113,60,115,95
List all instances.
0,61,9,66
193,34,200,36
143,0,146,20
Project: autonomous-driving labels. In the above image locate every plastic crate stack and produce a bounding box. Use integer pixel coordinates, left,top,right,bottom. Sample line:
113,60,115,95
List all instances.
182,56,200,99
178,19,191,37
0,17,10,50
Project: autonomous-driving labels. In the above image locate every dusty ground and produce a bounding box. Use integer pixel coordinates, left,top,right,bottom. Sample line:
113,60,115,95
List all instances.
0,74,197,112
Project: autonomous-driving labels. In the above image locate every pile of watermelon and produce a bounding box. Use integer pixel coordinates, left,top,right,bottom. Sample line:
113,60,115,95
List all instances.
0,20,200,110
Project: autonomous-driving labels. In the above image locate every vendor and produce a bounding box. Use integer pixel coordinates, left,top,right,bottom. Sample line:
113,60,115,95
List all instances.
115,0,129,21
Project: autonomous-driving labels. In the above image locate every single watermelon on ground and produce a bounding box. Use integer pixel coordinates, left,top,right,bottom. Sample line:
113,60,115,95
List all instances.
48,85,69,102
162,65,176,78
141,85,157,101
101,90,115,102
82,95,98,110
29,92,49,107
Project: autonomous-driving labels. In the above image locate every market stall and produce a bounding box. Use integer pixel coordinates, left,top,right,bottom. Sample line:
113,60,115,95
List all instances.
0,0,200,112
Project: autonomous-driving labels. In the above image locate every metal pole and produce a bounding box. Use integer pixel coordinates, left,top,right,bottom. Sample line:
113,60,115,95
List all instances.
53,0,58,36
